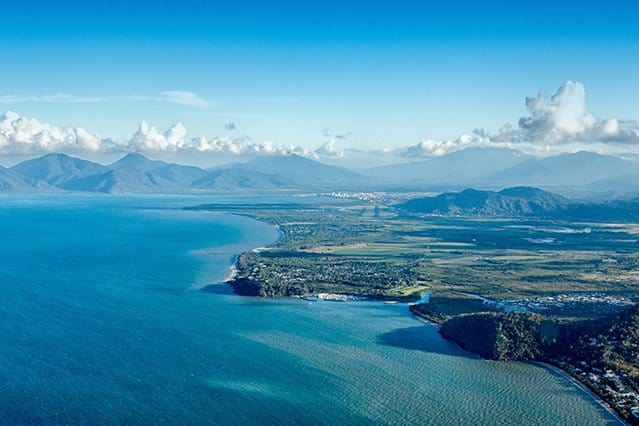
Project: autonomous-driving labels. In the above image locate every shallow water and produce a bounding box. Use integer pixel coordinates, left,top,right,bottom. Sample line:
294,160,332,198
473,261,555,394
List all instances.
0,196,621,425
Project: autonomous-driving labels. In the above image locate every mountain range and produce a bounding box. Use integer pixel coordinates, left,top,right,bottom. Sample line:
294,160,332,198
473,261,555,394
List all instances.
1,148,638,194
366,148,639,191
398,187,569,217
0,165,56,193
399,186,639,220
2,152,361,194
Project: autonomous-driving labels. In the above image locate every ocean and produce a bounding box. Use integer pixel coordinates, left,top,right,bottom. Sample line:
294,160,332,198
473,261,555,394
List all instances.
0,195,620,425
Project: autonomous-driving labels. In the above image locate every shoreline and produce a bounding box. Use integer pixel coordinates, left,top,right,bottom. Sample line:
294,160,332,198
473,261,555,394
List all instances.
223,255,239,282
411,309,627,423
528,361,627,425
207,208,629,423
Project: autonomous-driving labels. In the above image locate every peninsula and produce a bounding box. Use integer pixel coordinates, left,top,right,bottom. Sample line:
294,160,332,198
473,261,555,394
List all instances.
191,187,639,422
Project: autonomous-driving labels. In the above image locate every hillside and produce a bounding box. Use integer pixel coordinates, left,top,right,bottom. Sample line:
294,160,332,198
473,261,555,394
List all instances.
10,153,108,189
440,312,558,361
192,167,291,190
9,152,364,193
399,186,568,217
558,304,639,379
436,305,639,421
194,154,362,191
0,165,56,193
10,153,208,193
488,151,639,188
367,147,529,184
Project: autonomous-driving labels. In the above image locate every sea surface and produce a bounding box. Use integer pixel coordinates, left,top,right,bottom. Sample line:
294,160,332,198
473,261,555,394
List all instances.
0,195,621,425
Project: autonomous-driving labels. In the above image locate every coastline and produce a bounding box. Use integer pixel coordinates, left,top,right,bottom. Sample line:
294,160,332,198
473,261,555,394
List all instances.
412,310,627,424
205,207,630,423
223,255,239,282
529,361,627,425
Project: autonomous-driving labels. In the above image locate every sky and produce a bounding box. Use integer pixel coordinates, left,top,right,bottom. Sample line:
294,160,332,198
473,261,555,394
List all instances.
1,0,639,166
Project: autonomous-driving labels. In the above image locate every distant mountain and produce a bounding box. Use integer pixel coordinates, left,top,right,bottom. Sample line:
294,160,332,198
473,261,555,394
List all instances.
109,153,205,183
487,151,639,188
192,167,291,190
587,174,639,197
367,149,639,192
7,152,361,193
0,165,56,193
399,186,568,217
195,154,362,191
78,153,206,194
7,149,638,194
11,153,108,189
245,154,361,186
367,148,530,184
10,152,208,193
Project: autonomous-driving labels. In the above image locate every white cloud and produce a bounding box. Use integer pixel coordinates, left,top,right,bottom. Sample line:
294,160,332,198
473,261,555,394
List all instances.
128,121,188,152
314,140,344,159
515,81,639,144
126,119,318,157
0,111,323,157
397,130,505,158
314,129,350,159
2,81,638,163
0,91,212,108
0,94,106,104
0,111,115,154
187,136,316,157
395,81,639,159
158,91,211,108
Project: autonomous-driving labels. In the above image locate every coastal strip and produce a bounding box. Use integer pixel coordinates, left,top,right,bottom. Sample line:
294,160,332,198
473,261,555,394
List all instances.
529,361,627,425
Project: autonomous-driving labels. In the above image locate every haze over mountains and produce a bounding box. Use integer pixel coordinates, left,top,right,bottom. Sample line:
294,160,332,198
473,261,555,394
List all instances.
399,186,639,221
399,187,569,217
1,147,638,195
3,152,362,194
368,148,639,191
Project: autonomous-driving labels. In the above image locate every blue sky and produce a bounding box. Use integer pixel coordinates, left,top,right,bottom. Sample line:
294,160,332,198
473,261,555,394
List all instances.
1,0,639,163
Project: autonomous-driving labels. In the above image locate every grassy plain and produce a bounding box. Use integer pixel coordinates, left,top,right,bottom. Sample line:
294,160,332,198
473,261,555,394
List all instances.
189,197,639,311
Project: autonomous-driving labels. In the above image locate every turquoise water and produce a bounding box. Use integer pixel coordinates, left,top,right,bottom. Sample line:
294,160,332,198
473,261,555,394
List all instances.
0,196,620,425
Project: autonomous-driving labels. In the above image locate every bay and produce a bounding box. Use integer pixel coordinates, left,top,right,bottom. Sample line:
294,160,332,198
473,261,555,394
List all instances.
0,196,620,425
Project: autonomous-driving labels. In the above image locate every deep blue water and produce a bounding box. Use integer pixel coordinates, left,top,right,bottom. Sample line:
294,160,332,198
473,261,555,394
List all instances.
0,196,621,425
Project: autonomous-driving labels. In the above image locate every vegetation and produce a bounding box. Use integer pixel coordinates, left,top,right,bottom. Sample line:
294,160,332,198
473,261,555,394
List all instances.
437,306,639,422
190,193,639,422
399,187,568,217
409,293,495,324
440,312,558,360
191,199,639,301
399,186,639,221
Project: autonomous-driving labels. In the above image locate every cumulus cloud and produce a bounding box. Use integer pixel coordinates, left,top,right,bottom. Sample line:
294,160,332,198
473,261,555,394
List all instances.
511,81,639,144
314,129,350,159
125,119,318,157
2,81,638,162
128,121,188,152
188,136,316,157
0,111,115,154
397,130,501,158
396,81,639,159
314,140,344,159
0,111,322,157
